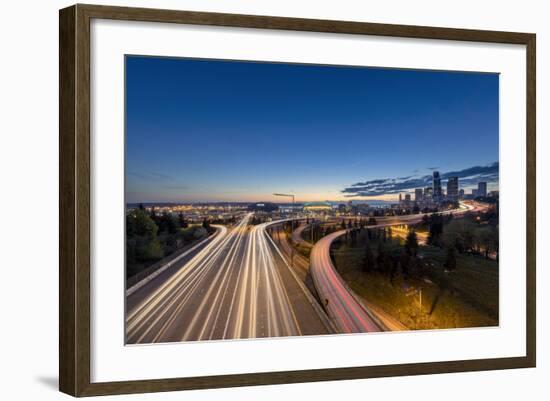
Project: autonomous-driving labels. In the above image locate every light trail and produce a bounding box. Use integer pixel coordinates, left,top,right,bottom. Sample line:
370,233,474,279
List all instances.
309,201,490,333
310,230,382,333
126,215,325,343
126,202,489,342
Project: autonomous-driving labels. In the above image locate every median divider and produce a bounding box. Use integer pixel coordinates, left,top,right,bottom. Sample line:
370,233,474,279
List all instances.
264,220,338,334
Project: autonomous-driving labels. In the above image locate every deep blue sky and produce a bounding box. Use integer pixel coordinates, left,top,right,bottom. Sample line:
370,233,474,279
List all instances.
126,56,499,203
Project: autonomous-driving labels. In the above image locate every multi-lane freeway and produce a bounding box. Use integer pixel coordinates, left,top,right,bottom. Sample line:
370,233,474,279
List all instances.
127,201,489,342
126,214,331,343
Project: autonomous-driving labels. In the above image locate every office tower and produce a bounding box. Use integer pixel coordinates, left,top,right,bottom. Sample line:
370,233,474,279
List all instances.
424,187,433,201
433,171,442,202
478,182,487,197
415,188,423,202
447,177,459,202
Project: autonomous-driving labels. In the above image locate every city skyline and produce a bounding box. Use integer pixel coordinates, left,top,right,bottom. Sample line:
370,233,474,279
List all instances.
126,167,497,205
126,56,499,203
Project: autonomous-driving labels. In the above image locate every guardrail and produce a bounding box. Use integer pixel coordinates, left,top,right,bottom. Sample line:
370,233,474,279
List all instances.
126,226,224,296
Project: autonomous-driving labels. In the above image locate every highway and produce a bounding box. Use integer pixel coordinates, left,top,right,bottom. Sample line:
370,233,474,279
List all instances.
271,226,309,281
126,214,330,343
308,201,487,334
292,224,312,248
310,230,383,333
126,202,487,342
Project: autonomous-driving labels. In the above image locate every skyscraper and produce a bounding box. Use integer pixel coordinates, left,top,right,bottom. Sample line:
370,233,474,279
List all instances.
433,171,442,202
447,177,459,202
415,188,423,202
424,187,433,201
478,182,487,197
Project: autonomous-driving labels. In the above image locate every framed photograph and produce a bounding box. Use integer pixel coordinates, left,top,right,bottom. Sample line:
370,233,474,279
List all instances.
59,4,536,397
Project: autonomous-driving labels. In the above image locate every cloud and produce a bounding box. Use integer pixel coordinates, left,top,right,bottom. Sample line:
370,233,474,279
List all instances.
342,162,498,197
162,184,189,190
441,162,498,180
128,171,174,182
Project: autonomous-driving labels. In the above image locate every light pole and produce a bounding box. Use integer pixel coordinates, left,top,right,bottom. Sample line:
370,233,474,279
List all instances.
273,193,295,210
273,193,296,267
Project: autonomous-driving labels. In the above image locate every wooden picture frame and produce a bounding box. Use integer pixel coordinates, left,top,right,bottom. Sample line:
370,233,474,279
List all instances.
59,3,536,397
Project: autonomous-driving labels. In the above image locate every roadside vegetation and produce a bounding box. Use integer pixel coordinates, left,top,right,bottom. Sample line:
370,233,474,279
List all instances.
331,207,499,330
126,204,215,279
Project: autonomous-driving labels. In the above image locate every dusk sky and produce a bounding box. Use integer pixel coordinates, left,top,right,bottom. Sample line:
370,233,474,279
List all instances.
126,56,499,203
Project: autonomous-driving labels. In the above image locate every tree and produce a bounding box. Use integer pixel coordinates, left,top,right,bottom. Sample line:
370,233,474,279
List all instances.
399,250,411,277
476,225,498,259
427,213,444,247
126,209,163,269
127,209,158,237
390,257,403,282
178,212,188,229
149,206,158,224
137,236,163,260
363,244,375,273
159,212,178,234
443,219,477,253
376,243,389,273
341,219,347,230
383,253,394,275
350,228,358,247
405,230,419,257
444,247,457,270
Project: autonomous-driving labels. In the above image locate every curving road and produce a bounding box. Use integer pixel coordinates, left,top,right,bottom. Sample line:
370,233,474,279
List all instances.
292,224,312,248
126,214,330,343
310,230,383,333
309,201,488,333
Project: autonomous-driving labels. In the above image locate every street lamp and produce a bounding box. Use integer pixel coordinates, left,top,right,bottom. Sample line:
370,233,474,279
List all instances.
273,193,295,209
273,193,296,267
273,193,295,222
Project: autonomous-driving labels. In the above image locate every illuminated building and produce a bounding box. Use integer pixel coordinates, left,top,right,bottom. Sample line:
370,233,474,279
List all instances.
433,171,442,202
447,176,459,202
303,201,332,212
478,182,487,197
